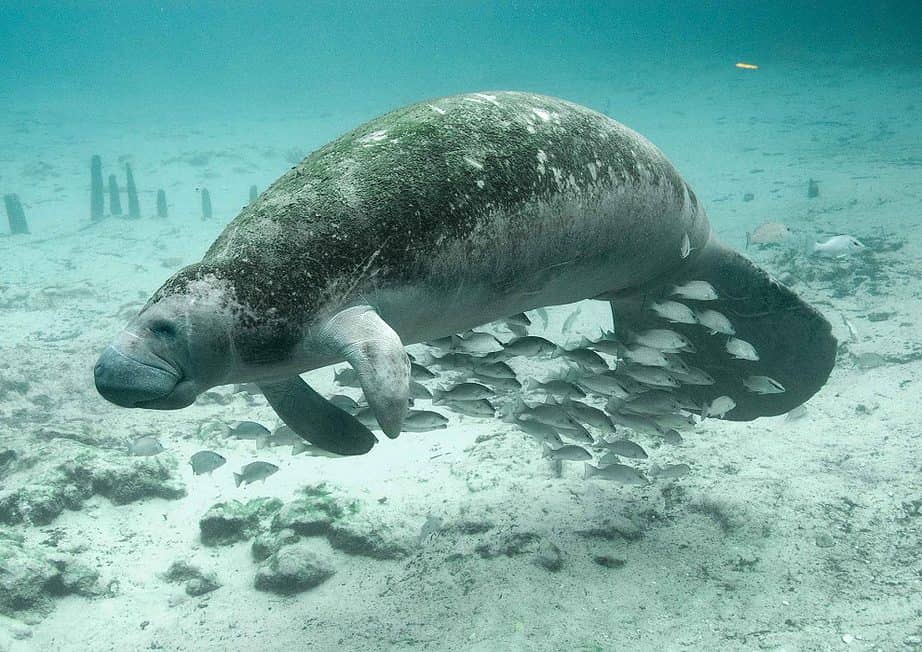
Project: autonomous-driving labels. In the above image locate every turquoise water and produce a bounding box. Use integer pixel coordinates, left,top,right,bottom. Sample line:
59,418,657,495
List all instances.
1,3,921,651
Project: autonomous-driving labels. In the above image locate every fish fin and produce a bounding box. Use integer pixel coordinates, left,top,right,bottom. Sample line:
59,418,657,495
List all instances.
606,238,835,419
233,473,243,487
259,376,377,455
317,305,410,438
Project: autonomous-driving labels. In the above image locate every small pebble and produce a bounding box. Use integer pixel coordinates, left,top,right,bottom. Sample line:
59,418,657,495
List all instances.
815,533,835,548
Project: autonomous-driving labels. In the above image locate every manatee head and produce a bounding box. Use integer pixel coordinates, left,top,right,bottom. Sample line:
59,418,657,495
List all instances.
94,265,241,409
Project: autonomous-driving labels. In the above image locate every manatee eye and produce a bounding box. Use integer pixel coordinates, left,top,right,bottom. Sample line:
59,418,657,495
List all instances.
149,320,177,339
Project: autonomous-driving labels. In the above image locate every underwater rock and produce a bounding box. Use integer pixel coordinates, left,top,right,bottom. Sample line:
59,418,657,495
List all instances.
251,528,300,562
0,441,185,526
48,554,101,597
253,542,334,595
576,516,643,541
199,497,282,546
271,484,354,536
531,540,564,572
326,511,415,560
0,535,59,617
161,560,221,597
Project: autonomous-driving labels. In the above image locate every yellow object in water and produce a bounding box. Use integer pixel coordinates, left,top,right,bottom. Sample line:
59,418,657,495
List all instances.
735,62,759,69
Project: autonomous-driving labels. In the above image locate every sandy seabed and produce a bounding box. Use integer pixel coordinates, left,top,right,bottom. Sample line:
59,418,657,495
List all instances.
1,61,920,651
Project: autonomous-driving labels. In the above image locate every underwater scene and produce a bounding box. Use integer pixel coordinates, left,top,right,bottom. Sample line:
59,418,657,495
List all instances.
1,2,920,650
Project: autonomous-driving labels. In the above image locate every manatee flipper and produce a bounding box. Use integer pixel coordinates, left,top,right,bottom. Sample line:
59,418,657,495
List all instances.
258,376,377,455
605,238,836,419
318,305,411,437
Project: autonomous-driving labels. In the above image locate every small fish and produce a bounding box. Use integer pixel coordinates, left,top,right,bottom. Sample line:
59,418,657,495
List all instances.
228,420,271,441
650,301,698,324
662,354,691,375
671,280,718,301
426,336,454,351
660,429,684,445
472,361,517,379
473,374,522,391
619,344,669,367
562,306,583,333
705,396,736,418
746,222,791,248
813,235,866,258
517,403,578,430
411,362,436,380
542,444,592,461
559,421,594,445
631,328,695,353
524,378,586,399
652,463,691,479
516,420,564,447
128,435,164,457
433,382,495,404
409,381,433,399
604,408,664,435
442,399,496,418
328,394,360,413
575,374,631,398
584,462,647,485
234,461,279,487
597,438,648,459
680,232,692,259
453,331,504,355
504,312,532,328
743,375,786,394
670,365,716,386
403,410,450,431
785,405,808,421
262,425,301,448
650,412,697,431
334,367,362,387
694,309,735,335
619,366,679,388
496,335,558,359
619,391,684,416
558,347,608,373
190,450,226,475
430,352,476,369
725,337,759,361
563,401,615,433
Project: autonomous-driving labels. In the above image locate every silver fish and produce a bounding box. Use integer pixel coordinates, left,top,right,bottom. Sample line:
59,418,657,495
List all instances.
525,378,586,399
543,444,592,461
404,410,450,431
517,403,578,429
726,337,759,361
516,420,564,447
228,420,271,441
128,435,164,457
671,280,718,301
575,374,631,398
453,331,504,355
505,312,532,328
433,382,495,404
619,366,679,388
597,438,648,459
234,461,279,487
472,361,517,379
328,394,360,413
705,396,736,418
190,450,226,475
619,344,669,367
694,309,735,335
650,300,698,325
650,412,697,431
813,234,866,258
653,463,691,479
473,374,522,391
743,375,786,394
604,408,664,435
409,381,433,399
619,390,684,415
559,421,594,445
498,335,558,359
660,429,684,445
584,462,647,485
563,401,615,433
670,365,716,386
632,328,695,353
442,399,496,418
558,347,608,373
411,362,437,380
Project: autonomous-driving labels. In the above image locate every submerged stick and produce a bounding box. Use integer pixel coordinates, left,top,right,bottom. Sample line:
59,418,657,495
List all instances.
201,188,212,220
156,189,168,218
90,155,104,221
4,194,29,234
108,174,123,216
126,164,140,218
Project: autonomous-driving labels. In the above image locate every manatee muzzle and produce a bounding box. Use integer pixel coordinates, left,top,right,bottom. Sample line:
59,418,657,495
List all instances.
94,344,187,408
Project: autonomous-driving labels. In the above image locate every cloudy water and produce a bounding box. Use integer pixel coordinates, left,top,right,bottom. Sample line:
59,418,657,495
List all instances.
1,2,920,650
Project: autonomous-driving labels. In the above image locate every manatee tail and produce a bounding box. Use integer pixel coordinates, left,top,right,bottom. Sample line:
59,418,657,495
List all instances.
604,238,836,420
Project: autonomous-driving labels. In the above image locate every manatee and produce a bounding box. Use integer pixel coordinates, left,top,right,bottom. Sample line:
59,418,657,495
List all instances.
94,91,836,455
